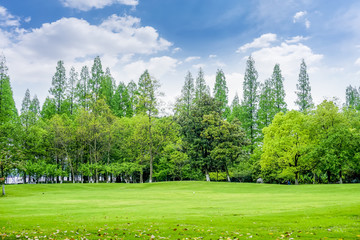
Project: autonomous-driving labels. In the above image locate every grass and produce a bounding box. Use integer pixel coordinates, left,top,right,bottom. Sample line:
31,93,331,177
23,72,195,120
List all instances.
0,182,360,239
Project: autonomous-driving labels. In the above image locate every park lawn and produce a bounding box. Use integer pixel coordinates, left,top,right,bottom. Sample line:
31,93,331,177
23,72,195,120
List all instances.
0,182,359,239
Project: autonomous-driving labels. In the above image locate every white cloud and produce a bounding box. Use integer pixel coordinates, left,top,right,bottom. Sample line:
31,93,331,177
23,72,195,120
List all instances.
0,6,20,27
185,56,201,62
293,11,307,23
293,11,311,29
209,54,217,58
121,56,179,82
355,58,360,66
237,33,277,53
172,47,181,53
24,17,31,23
0,12,173,110
61,0,138,11
285,36,309,44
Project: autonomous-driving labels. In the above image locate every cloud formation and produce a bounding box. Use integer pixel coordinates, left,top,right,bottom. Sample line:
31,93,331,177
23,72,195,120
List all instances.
237,33,277,52
0,6,20,27
293,11,310,29
60,0,138,11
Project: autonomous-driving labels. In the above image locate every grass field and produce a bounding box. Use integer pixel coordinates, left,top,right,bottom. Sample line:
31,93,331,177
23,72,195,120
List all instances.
0,182,360,239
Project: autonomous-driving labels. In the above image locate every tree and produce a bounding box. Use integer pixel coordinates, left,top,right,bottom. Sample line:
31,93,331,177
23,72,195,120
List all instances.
112,82,131,118
213,69,229,117
136,70,161,183
228,93,242,122
67,66,78,115
261,111,312,184
49,60,67,114
187,94,222,181
76,66,91,109
195,68,209,102
202,113,248,181
90,56,103,102
311,100,354,184
295,59,313,112
271,64,287,113
345,85,359,109
257,79,275,131
240,56,259,152
176,71,195,117
100,67,115,106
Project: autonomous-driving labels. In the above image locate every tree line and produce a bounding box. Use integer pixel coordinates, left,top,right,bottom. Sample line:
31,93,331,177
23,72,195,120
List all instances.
0,54,359,185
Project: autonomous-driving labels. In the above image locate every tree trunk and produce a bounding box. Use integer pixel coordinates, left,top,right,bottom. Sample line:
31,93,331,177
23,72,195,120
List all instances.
149,119,153,183
295,172,299,185
2,184,5,196
205,169,210,182
339,170,343,184
313,171,316,184
140,170,143,183
226,166,231,182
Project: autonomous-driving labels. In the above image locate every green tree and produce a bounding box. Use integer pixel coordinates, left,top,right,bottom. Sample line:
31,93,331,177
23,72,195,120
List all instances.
49,60,67,114
90,56,103,102
67,66,78,115
257,79,275,131
271,64,287,112
295,59,313,112
345,85,359,109
195,68,209,102
100,67,115,106
136,70,161,183
112,82,131,118
213,69,229,117
202,113,248,182
76,66,91,109
261,111,312,184
240,56,259,152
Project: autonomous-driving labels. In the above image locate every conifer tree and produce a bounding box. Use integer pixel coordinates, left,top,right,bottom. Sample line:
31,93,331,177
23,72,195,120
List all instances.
67,66,78,115
76,66,91,109
295,59,313,112
240,56,259,152
127,80,138,117
345,85,359,109
195,68,209,102
176,71,195,117
271,64,287,112
137,70,161,183
100,67,115,106
49,60,66,114
257,79,275,130
213,69,229,117
90,56,103,101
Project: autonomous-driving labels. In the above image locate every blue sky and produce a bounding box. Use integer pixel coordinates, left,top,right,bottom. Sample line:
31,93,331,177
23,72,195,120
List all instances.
1,0,360,111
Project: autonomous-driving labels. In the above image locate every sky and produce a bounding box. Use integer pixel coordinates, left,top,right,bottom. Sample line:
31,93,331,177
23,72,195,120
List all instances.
1,0,360,112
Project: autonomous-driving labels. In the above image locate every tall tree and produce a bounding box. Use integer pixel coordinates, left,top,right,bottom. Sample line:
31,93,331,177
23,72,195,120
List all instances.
90,56,103,102
126,80,138,117
240,56,259,152
345,85,359,109
176,71,195,117
49,60,67,114
67,66,78,115
213,69,229,117
257,79,275,131
295,59,313,112
112,82,131,118
136,70,161,183
195,68,209,102
271,64,287,112
100,67,115,106
76,66,91,109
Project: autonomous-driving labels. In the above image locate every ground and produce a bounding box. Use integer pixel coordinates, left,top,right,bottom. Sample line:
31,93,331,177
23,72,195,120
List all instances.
0,182,359,239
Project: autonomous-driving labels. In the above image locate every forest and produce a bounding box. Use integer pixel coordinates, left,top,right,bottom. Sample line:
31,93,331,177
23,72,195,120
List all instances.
0,53,359,185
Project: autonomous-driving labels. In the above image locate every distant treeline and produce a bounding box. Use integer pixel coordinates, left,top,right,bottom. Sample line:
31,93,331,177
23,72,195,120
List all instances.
0,54,359,185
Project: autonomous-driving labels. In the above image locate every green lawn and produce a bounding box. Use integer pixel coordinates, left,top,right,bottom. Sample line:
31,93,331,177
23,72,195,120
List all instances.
1,182,359,239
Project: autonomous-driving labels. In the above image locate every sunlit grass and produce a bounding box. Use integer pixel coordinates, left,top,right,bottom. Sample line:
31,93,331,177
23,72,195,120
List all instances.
1,182,359,239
